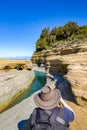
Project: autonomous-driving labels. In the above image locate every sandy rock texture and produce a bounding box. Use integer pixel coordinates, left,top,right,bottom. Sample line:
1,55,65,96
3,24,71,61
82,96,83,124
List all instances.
32,41,87,130
0,70,35,113
65,64,87,107
0,59,32,73
0,91,87,130
32,42,87,107
0,66,87,130
0,59,34,113
0,92,36,130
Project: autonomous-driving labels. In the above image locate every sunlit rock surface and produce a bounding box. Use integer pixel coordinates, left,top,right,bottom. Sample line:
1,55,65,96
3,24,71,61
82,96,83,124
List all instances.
65,64,87,107
0,71,34,104
32,42,87,107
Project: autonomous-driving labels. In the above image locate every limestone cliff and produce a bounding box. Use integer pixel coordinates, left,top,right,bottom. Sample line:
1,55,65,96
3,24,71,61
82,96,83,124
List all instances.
65,64,87,107
0,70,35,113
32,40,87,107
0,59,34,113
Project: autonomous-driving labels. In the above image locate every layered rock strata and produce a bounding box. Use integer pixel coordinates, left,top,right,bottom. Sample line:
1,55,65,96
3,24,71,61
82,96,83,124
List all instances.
65,64,87,107
32,42,87,107
0,70,35,112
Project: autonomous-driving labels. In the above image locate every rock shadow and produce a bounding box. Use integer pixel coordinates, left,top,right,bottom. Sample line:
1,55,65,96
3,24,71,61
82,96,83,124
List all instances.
50,72,76,103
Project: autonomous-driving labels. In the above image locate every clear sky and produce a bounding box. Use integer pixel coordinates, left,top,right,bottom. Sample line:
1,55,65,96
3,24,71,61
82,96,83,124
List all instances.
0,0,87,57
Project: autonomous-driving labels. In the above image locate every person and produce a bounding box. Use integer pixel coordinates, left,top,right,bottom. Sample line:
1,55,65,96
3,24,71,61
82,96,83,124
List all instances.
23,86,75,130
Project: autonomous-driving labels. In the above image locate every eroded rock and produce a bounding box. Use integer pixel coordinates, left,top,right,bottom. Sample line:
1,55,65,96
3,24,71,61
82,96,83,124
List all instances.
65,64,87,107
32,42,87,107
0,70,35,112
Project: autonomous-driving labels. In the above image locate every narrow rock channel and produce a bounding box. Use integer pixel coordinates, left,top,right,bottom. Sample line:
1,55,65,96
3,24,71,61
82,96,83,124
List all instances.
0,70,87,130
3,71,46,112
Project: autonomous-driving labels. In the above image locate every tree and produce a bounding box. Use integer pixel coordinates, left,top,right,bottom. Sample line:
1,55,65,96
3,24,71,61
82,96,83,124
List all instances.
40,27,50,38
56,26,65,40
36,38,47,51
64,21,79,38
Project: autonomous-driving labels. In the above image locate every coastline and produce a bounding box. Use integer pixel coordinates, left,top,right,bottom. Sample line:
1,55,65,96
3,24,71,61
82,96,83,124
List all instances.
0,73,87,130
0,77,34,113
0,69,35,113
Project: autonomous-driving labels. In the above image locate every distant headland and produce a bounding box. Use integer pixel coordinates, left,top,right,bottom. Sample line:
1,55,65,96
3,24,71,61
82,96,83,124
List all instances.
0,56,31,60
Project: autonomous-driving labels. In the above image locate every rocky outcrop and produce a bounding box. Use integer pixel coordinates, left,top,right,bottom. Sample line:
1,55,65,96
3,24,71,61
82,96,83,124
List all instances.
65,64,87,107
45,48,87,107
0,59,33,73
32,41,87,64
0,90,87,130
46,51,87,73
32,41,87,107
0,66,87,130
32,50,46,64
0,91,37,130
0,70,35,113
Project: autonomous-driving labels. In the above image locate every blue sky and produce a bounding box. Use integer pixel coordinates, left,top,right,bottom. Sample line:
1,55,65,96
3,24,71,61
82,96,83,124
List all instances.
0,0,87,57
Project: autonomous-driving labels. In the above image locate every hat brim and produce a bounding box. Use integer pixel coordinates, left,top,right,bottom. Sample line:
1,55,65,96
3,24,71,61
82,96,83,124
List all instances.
33,89,61,109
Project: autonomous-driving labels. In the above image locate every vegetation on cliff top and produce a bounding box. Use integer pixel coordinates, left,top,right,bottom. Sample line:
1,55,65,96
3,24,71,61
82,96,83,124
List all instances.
36,21,87,52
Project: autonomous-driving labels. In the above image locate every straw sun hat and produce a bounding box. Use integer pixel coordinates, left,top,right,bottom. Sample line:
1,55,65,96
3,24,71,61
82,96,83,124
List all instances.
33,86,61,110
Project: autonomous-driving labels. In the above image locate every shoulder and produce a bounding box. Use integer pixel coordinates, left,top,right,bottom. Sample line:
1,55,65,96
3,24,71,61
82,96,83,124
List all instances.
31,108,37,117
31,108,43,116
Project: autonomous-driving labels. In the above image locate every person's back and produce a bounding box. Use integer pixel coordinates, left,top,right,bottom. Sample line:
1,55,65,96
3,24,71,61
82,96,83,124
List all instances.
23,86,75,130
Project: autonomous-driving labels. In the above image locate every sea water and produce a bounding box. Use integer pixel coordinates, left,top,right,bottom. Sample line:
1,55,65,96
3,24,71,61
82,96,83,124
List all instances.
7,71,46,109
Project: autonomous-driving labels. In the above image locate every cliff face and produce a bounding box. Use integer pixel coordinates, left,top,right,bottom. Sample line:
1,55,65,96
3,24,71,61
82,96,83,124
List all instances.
65,64,87,107
32,41,87,107
0,59,34,113
0,70,35,113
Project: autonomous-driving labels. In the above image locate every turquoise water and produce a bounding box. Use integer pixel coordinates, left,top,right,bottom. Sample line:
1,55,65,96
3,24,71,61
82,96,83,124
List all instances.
8,71,46,108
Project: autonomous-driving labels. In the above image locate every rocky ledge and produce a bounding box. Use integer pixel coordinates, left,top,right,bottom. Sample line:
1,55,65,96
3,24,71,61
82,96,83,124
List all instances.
0,59,33,73
0,82,87,130
65,64,87,107
32,41,87,107
0,70,35,113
